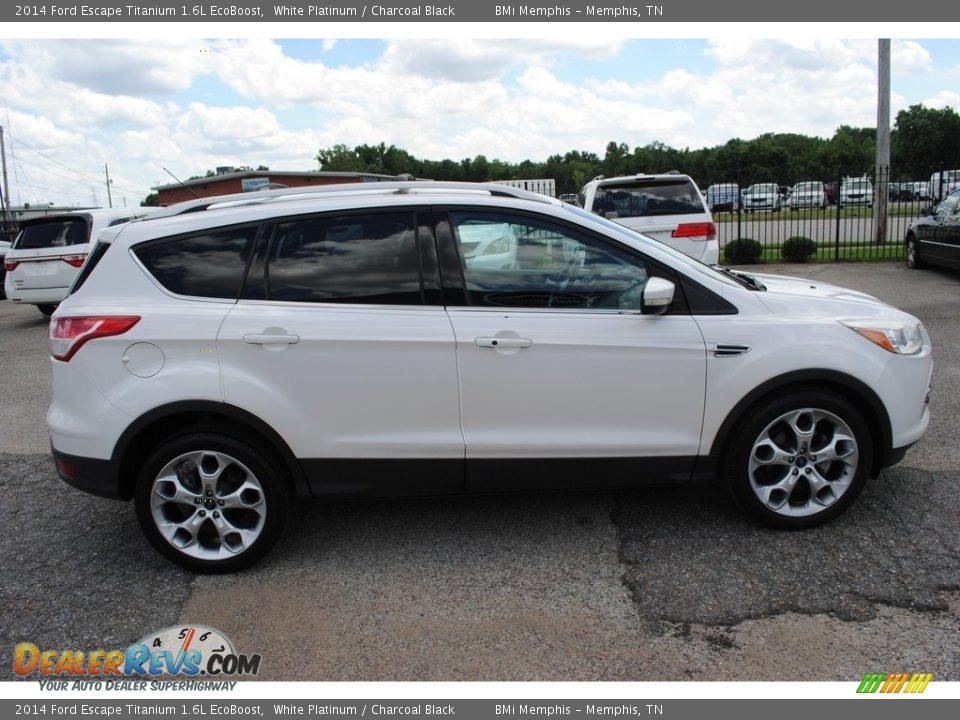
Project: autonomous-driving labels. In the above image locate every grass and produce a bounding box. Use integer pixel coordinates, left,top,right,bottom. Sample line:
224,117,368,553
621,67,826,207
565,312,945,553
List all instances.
751,243,904,263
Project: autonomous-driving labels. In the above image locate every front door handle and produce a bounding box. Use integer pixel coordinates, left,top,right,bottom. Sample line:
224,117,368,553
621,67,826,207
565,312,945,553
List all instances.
475,337,533,349
243,333,300,345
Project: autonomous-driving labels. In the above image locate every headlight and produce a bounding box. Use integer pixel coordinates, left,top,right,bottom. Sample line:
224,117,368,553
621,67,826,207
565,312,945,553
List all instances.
841,319,923,355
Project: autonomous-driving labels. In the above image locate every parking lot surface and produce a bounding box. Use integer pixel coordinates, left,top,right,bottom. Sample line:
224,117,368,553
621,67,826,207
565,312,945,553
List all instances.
1,261,958,681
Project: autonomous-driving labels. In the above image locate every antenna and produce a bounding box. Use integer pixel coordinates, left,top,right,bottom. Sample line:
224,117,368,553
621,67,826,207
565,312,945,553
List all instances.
162,167,201,200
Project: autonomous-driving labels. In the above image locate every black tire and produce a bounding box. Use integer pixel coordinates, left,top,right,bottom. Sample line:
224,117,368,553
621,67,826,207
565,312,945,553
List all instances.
906,235,926,269
134,432,289,573
38,303,58,317
723,390,873,530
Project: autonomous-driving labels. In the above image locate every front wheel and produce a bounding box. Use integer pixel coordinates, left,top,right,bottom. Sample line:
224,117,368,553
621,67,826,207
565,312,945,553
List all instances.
134,432,289,572
906,236,926,269
724,391,873,529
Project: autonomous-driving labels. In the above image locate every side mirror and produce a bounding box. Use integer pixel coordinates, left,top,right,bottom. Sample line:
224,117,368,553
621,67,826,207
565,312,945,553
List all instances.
641,277,675,315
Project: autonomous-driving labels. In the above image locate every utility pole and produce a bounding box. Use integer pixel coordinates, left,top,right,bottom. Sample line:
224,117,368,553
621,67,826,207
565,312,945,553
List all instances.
104,163,113,208
1,125,11,223
875,38,891,245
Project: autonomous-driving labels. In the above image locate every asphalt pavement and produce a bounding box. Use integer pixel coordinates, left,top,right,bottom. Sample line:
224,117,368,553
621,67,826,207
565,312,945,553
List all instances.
1,261,958,681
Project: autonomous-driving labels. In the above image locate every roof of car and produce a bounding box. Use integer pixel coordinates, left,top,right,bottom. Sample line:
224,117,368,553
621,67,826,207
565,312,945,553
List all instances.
98,182,565,247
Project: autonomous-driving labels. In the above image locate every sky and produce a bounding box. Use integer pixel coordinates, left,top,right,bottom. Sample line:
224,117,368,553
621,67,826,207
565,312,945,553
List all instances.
0,35,958,208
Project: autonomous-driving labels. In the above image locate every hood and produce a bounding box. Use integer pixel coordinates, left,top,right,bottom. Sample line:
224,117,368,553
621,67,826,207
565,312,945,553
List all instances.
745,271,917,322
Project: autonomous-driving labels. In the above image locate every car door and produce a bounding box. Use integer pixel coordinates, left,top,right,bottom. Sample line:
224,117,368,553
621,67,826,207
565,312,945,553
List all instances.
437,208,708,493
921,192,960,265
217,208,463,497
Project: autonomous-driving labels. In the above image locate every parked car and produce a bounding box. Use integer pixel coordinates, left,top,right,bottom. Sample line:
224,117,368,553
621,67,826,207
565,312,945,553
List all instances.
705,183,740,213
839,177,874,208
0,239,10,300
578,172,718,264
905,187,960,271
742,183,783,212
888,183,915,202
49,180,931,571
788,181,828,210
4,208,157,316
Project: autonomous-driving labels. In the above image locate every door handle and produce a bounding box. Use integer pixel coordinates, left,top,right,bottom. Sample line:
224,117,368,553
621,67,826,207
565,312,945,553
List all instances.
243,333,300,345
475,337,532,349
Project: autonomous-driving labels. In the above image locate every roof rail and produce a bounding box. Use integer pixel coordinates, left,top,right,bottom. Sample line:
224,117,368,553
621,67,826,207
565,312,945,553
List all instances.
149,181,558,219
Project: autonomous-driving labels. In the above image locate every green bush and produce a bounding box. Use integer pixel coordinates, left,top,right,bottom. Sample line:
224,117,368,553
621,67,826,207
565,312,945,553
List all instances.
723,238,763,264
781,236,817,262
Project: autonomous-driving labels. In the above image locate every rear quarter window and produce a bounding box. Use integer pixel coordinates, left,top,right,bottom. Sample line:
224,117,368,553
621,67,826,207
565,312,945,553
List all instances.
133,225,259,300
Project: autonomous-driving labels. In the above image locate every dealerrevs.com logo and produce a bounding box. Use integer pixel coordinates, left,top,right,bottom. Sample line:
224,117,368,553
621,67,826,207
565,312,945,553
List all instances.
14,625,261,680
856,672,933,694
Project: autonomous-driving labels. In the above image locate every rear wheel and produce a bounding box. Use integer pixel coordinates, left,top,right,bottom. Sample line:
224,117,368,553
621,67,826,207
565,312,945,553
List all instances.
724,391,872,529
134,432,289,572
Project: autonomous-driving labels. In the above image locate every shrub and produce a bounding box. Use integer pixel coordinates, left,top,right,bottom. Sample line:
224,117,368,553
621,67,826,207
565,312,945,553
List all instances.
723,238,763,264
781,236,817,262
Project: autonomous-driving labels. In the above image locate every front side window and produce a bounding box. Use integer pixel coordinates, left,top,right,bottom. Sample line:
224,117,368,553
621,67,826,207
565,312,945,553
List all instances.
265,212,421,305
134,225,258,299
450,211,648,310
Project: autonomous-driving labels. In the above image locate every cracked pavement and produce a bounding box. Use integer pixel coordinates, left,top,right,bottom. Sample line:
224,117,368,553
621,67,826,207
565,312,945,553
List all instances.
1,262,958,681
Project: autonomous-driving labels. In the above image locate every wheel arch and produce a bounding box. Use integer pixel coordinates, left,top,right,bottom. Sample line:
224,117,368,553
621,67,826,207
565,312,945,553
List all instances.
708,369,893,479
112,401,309,500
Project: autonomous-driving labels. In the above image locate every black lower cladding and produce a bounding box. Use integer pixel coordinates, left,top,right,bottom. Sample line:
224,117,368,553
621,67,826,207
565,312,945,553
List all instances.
52,449,122,500
300,456,696,497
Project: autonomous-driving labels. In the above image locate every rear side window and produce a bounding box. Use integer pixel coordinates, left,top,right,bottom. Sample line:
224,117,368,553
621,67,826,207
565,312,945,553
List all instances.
134,225,258,299
593,179,703,218
263,212,421,305
14,218,89,249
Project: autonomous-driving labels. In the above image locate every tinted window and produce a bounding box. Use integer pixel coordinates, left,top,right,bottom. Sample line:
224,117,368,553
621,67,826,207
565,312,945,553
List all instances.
593,179,703,218
135,225,258,299
14,218,88,249
450,211,647,310
265,212,421,305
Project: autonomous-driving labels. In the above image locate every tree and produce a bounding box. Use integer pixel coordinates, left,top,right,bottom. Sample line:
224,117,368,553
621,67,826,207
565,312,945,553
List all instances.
892,104,960,179
141,192,159,207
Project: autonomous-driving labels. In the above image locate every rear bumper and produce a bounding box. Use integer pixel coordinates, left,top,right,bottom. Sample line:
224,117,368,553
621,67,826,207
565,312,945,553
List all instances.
52,448,123,500
6,285,69,304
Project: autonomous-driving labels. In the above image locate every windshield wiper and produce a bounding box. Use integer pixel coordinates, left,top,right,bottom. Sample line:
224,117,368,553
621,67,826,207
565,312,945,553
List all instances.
712,265,767,291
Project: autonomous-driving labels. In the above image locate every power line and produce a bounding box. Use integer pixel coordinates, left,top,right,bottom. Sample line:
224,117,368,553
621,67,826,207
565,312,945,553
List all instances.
5,130,151,197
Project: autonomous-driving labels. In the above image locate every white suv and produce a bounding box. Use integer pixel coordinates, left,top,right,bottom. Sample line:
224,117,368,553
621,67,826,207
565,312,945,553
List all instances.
4,208,156,316
576,173,718,265
49,182,932,572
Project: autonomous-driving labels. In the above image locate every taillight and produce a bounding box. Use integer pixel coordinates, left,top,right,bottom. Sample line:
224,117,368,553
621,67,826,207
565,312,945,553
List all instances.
50,316,140,362
672,222,716,240
61,254,86,268
3,260,17,272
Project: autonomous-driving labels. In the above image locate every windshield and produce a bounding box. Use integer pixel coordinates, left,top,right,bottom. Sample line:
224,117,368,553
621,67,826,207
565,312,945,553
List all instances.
563,205,741,289
795,182,821,192
748,184,778,194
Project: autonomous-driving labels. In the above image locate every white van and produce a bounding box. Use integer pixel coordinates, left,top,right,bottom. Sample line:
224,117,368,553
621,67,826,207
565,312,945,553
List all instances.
4,208,156,316
927,170,960,202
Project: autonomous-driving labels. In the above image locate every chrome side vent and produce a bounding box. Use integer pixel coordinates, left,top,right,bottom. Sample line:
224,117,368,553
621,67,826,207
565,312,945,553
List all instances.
710,343,751,358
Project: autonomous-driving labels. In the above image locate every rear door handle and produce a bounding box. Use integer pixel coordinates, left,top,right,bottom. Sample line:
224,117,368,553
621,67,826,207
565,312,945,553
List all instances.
475,337,532,349
243,333,300,345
